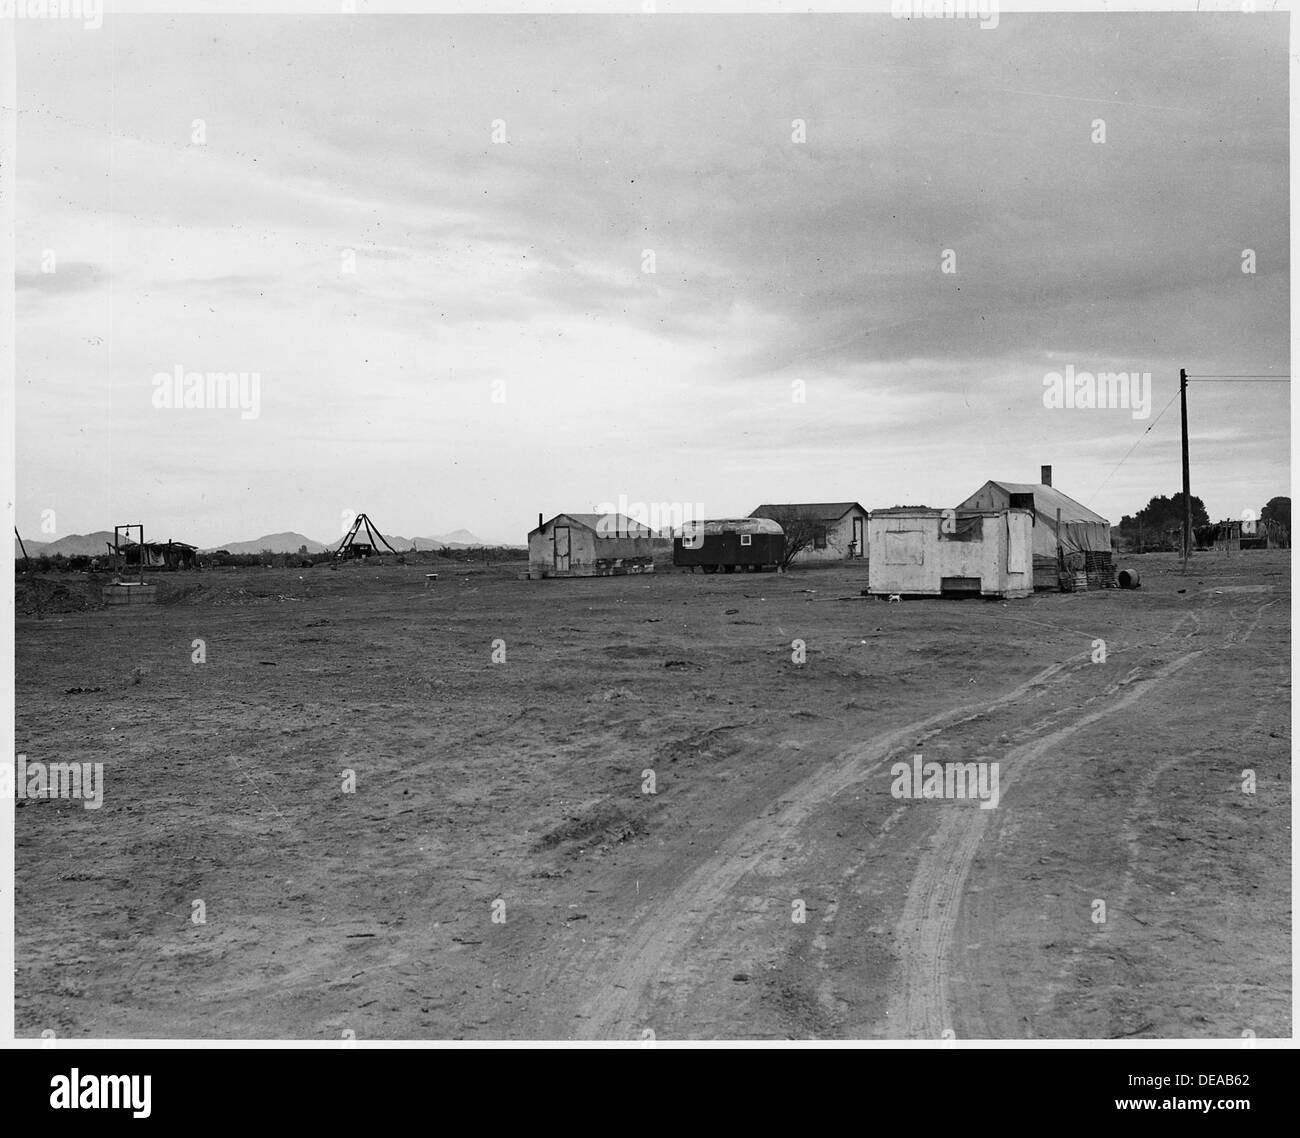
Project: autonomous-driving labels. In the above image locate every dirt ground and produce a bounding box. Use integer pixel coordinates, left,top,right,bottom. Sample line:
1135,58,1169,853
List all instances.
13,550,1291,1040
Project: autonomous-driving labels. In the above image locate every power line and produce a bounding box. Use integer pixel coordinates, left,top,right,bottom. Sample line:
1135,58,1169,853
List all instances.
1095,366,1291,558
1085,387,1181,507
1177,366,1289,560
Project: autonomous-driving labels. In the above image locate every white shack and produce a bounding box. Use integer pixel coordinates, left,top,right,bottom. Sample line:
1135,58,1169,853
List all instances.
867,508,1034,599
527,513,661,579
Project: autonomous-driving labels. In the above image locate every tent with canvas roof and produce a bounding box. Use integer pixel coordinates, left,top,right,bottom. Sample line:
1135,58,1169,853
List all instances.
956,467,1112,589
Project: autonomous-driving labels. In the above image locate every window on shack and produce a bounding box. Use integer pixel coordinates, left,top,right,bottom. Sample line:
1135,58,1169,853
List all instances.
814,526,828,549
740,533,752,546
940,514,984,543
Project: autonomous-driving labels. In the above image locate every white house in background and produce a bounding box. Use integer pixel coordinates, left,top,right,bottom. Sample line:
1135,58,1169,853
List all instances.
748,502,868,563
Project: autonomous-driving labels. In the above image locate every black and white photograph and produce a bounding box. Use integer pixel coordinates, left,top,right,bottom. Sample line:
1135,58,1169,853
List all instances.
3,0,1291,1055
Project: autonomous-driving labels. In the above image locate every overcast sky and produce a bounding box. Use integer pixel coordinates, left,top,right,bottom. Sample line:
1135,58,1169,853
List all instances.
13,12,1289,546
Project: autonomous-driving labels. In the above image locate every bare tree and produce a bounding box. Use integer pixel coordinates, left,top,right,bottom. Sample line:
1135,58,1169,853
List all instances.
762,510,822,570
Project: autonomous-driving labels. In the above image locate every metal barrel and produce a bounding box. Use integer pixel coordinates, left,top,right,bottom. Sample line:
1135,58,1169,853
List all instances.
1117,568,1140,589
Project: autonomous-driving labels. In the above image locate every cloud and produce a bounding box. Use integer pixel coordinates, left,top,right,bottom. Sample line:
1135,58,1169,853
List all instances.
12,12,1289,544
16,261,108,294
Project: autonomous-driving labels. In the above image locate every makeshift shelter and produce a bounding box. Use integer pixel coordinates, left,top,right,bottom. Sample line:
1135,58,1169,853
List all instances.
110,540,198,571
956,468,1112,589
527,513,662,579
867,508,1034,599
748,502,868,563
1196,519,1290,552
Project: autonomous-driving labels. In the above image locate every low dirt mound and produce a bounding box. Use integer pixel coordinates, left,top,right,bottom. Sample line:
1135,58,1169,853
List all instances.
662,725,742,764
15,576,103,614
164,584,308,606
16,573,317,611
538,799,646,851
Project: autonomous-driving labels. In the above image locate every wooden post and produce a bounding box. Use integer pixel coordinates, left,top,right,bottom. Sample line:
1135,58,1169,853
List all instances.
1056,507,1063,589
1180,367,1191,562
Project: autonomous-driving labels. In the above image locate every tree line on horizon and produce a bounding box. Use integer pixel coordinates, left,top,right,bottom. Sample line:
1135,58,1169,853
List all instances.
1115,494,1289,550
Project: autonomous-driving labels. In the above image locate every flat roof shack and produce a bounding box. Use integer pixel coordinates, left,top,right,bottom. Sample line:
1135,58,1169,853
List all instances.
867,508,1034,600
672,517,784,573
527,513,661,579
956,467,1112,589
749,502,867,563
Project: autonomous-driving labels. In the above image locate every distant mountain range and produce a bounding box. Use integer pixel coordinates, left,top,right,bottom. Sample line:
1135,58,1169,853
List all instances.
205,529,489,554
203,532,329,555
15,531,117,558
15,528,512,558
404,529,483,548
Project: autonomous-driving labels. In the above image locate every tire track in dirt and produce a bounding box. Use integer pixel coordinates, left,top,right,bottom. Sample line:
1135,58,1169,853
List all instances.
567,656,1089,1039
564,606,1214,1037
886,645,1206,1039
932,595,1279,1039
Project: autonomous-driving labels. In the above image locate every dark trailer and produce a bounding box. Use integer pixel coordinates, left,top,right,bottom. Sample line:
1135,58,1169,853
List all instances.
673,517,785,573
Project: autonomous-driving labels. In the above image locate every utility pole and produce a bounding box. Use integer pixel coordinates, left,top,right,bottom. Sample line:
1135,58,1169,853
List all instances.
1180,367,1191,562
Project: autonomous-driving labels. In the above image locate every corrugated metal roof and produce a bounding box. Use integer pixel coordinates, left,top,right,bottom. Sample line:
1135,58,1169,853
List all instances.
750,502,865,522
969,482,1110,525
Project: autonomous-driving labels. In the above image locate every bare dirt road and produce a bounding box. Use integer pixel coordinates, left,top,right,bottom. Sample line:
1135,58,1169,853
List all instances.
15,551,1290,1039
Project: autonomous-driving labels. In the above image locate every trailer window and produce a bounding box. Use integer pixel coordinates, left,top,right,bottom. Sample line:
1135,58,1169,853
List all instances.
740,533,752,546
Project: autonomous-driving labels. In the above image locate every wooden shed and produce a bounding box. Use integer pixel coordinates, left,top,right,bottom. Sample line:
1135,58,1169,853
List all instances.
867,508,1034,599
527,513,661,579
